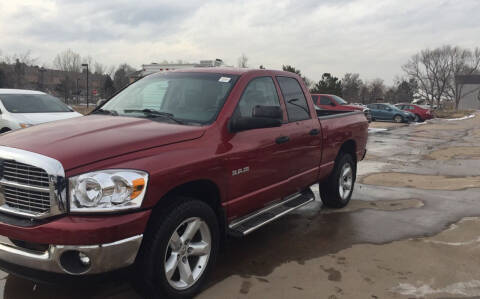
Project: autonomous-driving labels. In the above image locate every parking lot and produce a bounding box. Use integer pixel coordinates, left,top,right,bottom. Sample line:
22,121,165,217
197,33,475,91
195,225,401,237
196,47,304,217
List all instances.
0,114,479,298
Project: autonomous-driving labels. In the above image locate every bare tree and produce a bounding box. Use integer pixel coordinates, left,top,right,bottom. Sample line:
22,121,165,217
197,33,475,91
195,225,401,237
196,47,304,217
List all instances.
445,47,480,109
237,53,249,68
403,45,480,109
341,73,362,103
113,63,136,91
53,49,81,72
106,65,116,77
82,55,93,68
359,84,370,104
94,61,106,75
1,50,37,65
368,79,386,102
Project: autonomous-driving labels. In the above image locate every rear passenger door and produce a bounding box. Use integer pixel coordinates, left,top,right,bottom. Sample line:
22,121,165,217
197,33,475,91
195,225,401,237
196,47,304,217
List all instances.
276,76,322,192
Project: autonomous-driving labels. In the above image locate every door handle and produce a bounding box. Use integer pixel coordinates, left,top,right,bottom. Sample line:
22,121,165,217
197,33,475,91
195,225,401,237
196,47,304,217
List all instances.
275,136,290,144
309,129,320,136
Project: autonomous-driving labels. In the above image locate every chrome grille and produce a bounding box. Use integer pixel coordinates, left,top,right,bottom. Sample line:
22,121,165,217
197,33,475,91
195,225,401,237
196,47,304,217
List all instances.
0,146,66,219
3,185,50,214
2,160,50,188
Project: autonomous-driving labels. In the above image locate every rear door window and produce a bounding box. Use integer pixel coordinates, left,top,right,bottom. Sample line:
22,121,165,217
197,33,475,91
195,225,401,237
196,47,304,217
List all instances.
276,77,310,122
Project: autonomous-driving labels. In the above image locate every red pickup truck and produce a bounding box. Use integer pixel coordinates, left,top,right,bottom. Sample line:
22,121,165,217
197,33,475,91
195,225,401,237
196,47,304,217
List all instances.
0,69,368,298
313,93,372,122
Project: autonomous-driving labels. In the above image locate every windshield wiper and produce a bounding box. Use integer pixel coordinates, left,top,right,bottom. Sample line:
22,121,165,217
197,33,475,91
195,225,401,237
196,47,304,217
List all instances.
91,108,119,116
123,109,184,124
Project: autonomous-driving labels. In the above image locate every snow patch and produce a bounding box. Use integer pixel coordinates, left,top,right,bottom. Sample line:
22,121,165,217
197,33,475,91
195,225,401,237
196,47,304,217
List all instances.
368,128,388,133
445,114,475,121
392,280,480,297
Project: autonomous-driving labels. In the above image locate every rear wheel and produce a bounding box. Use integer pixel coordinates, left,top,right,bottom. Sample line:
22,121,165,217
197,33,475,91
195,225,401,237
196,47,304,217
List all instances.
134,198,219,299
320,153,356,208
393,115,403,123
0,128,11,134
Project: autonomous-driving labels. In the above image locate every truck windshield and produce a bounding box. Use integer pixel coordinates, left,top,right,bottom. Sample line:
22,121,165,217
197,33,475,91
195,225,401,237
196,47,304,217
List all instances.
0,94,73,113
332,95,348,105
102,72,239,125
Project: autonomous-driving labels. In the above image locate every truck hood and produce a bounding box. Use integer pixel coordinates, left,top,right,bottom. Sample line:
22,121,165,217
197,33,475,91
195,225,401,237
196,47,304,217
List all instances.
11,111,83,125
0,115,206,170
343,104,365,111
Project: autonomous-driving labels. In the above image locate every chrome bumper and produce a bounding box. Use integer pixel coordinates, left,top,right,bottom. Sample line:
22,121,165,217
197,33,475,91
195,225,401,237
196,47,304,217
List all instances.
0,235,142,275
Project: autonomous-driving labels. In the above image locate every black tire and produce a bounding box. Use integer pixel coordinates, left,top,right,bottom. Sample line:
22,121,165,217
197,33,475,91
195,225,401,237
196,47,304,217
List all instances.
415,114,424,122
0,128,11,134
371,117,376,122
319,153,356,208
134,197,219,299
393,115,403,123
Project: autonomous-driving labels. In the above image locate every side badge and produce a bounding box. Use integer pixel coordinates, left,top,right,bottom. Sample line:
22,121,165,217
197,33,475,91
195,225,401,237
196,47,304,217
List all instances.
232,166,250,176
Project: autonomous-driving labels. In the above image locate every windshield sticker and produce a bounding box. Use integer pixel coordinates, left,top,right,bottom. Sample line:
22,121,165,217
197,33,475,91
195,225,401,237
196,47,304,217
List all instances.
218,77,231,83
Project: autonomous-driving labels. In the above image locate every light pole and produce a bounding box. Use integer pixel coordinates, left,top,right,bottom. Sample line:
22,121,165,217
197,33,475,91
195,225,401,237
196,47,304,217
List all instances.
76,77,80,104
39,67,46,91
82,63,89,108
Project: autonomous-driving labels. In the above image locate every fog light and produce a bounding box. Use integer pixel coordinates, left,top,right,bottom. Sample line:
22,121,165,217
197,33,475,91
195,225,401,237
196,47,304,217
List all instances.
78,252,91,266
59,250,92,274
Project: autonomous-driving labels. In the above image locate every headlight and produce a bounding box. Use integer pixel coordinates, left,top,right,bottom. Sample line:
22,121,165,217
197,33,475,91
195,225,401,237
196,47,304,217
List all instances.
20,123,33,128
69,170,148,212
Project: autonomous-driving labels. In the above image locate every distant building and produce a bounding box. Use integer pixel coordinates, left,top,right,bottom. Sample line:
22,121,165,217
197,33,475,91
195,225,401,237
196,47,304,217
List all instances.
456,75,480,110
129,59,226,83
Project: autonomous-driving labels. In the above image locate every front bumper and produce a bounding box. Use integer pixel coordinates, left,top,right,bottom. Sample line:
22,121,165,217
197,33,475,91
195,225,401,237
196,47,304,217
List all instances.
0,234,143,275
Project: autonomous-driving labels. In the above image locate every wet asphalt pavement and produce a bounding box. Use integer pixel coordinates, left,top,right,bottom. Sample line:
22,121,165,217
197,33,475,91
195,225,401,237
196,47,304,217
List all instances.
1,114,480,298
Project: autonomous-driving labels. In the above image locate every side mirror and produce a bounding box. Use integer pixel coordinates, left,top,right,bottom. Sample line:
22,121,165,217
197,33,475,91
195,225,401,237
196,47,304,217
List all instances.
252,105,283,119
230,105,283,133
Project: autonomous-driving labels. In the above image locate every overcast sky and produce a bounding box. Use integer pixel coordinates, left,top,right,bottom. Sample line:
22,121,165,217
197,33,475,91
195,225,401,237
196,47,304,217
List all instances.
1,0,479,84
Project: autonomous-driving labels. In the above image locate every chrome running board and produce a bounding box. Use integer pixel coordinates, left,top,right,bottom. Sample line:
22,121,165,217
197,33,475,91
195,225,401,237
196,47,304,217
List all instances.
228,188,315,236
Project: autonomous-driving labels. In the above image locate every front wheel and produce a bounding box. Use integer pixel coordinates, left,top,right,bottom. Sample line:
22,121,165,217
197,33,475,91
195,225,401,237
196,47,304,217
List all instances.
134,198,219,299
320,153,356,208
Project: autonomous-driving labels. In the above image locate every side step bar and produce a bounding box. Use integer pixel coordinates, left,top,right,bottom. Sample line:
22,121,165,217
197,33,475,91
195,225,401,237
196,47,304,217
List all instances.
228,188,315,236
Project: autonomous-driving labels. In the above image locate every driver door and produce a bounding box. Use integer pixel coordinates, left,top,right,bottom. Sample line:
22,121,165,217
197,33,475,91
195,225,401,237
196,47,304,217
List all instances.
223,76,292,219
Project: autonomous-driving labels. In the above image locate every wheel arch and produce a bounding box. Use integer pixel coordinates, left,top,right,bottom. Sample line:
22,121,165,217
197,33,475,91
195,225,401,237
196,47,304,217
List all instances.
149,179,227,243
337,139,357,174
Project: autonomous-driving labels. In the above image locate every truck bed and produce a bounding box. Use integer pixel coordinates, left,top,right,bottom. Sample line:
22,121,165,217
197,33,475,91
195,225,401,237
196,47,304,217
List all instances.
316,108,363,119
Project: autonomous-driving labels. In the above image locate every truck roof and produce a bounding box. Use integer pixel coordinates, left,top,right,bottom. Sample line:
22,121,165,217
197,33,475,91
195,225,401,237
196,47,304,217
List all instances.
172,67,299,77
0,89,46,95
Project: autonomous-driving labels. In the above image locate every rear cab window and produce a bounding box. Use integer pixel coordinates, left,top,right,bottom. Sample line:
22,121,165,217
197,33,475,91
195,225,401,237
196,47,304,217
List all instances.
319,96,332,105
276,76,311,122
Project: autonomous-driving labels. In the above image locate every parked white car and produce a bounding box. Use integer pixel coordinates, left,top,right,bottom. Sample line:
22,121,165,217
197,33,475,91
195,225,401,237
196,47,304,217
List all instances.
0,89,82,133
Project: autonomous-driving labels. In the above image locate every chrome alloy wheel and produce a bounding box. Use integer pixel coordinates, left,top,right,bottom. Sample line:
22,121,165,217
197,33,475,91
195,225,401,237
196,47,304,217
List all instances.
164,217,211,290
338,163,353,200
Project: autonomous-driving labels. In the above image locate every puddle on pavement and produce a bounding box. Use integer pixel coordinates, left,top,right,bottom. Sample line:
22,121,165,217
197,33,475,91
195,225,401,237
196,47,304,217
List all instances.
361,172,480,190
427,146,480,160
322,199,423,213
199,217,480,299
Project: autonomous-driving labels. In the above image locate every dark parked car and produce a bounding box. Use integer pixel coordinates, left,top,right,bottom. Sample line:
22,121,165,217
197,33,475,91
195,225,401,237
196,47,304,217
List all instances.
395,103,433,122
367,103,413,123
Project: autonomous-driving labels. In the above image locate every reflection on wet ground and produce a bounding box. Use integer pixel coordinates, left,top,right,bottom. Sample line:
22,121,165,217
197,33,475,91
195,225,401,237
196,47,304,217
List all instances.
1,114,480,298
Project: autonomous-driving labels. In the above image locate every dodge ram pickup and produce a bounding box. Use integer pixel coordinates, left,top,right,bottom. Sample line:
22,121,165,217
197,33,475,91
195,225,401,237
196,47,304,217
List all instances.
0,68,368,298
